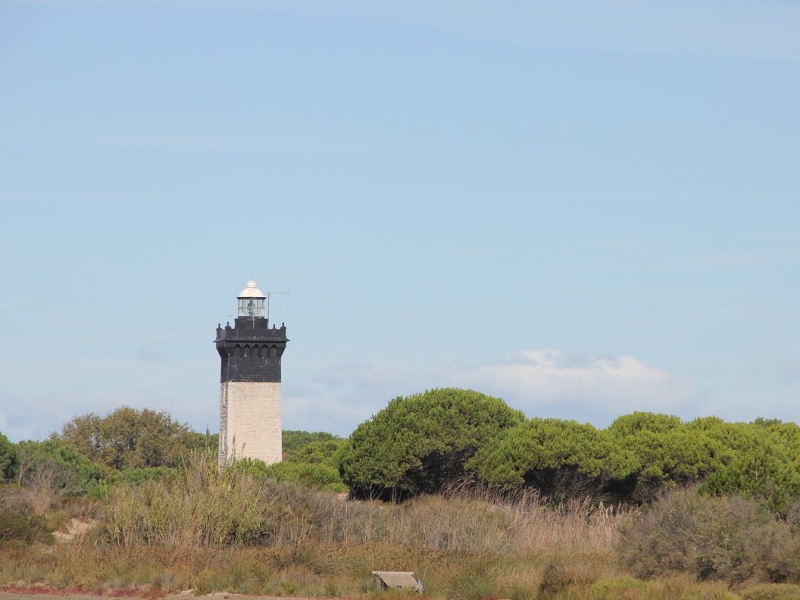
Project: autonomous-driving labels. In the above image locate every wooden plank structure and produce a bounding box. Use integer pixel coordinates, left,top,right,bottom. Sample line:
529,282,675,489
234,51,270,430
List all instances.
372,571,422,593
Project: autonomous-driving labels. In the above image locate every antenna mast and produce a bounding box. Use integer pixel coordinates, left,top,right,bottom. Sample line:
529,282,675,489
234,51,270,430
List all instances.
266,289,289,322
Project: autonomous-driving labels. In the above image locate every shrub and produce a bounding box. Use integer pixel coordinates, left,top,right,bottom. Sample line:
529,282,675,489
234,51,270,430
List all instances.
15,439,103,495
589,575,740,600
618,487,800,585
262,462,347,493
291,439,346,466
701,454,800,516
227,457,269,479
537,562,577,599
86,466,175,499
104,457,283,548
283,431,342,462
0,508,53,546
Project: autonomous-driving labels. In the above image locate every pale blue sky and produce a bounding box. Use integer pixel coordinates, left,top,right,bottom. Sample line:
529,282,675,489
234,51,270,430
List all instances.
1,0,798,441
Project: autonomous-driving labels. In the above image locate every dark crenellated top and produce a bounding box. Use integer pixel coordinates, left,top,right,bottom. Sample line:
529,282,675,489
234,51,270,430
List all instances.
215,317,288,383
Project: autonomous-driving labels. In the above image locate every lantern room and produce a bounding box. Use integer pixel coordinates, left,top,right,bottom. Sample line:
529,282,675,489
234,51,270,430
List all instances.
237,280,266,318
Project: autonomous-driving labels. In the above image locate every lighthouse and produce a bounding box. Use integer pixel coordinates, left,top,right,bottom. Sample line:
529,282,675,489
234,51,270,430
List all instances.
215,280,288,466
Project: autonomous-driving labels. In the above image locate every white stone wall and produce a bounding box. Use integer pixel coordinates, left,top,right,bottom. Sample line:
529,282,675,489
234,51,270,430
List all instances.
219,381,282,466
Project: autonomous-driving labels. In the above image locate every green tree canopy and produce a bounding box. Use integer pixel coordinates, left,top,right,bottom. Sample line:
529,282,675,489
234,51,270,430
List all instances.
0,432,16,482
701,453,800,515
607,412,682,437
290,439,345,466
608,412,724,502
693,419,800,514
469,418,638,501
57,406,196,472
15,439,103,495
282,430,342,463
686,418,774,459
338,388,525,500
754,419,800,455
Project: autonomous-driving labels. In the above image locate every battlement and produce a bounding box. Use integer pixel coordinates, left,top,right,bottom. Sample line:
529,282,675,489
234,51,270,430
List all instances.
215,318,288,343
215,318,288,384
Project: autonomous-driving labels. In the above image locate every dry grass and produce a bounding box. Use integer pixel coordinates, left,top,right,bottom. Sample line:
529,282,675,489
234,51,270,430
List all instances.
0,458,628,597
4,460,799,599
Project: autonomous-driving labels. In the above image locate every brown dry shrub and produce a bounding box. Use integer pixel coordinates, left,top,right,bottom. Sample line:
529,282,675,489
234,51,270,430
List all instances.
618,487,800,585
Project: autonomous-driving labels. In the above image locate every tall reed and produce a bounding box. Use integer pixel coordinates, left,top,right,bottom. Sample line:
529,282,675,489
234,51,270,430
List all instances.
102,455,628,557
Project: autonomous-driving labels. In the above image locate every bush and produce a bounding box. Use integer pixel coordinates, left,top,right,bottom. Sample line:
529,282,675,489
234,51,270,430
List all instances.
15,439,103,495
618,488,800,585
701,454,800,516
262,462,347,493
228,457,346,492
104,457,282,547
86,466,175,499
283,431,342,462
0,508,53,546
291,439,346,466
338,388,525,500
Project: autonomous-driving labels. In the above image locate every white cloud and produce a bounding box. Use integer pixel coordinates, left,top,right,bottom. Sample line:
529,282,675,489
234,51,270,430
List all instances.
282,349,696,434
436,350,694,418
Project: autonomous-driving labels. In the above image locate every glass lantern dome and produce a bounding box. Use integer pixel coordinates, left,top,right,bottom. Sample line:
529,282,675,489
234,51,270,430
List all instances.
237,280,266,317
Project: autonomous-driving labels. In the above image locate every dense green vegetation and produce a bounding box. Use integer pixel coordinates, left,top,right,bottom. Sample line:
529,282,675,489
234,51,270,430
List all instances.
0,433,15,481
283,430,342,461
5,391,800,508
5,390,800,598
339,388,525,500
14,439,103,494
0,407,348,500
468,417,638,502
57,406,200,471
337,390,800,510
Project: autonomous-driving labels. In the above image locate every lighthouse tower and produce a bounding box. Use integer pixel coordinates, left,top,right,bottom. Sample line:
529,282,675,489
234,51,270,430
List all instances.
215,280,288,466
